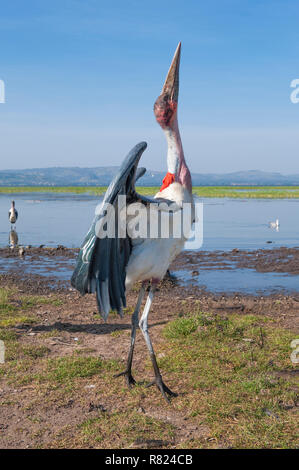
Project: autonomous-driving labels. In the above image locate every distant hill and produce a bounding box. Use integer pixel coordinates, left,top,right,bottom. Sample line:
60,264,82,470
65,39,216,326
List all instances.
1,167,299,187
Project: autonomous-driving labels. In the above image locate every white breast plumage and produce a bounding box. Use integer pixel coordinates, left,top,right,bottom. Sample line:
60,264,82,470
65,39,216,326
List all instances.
125,182,193,289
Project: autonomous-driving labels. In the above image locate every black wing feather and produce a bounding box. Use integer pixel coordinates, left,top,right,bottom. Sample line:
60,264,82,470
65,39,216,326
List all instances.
71,141,147,320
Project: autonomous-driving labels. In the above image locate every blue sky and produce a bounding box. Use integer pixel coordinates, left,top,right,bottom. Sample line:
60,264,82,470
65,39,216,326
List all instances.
1,0,299,173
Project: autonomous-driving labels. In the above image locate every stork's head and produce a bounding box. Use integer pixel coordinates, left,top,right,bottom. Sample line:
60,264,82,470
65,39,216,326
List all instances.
154,42,181,129
11,200,15,207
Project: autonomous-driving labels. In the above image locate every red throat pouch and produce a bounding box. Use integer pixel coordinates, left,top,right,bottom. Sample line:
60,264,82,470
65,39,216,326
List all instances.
160,172,175,192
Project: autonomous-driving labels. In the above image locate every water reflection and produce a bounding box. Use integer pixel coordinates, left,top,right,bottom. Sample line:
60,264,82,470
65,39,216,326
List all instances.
9,229,18,248
269,218,280,232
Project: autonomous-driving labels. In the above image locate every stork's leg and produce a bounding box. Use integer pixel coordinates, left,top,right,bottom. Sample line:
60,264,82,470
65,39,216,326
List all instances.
114,284,147,387
139,285,178,402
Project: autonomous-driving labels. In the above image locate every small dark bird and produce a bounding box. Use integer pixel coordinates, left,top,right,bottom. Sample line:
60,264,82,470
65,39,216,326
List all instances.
8,201,18,229
19,246,25,257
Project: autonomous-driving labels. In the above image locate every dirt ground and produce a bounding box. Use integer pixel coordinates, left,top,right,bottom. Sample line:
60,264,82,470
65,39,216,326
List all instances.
0,247,298,448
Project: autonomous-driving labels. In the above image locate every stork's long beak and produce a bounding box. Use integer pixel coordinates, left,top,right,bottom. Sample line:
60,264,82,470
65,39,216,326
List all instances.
161,42,181,103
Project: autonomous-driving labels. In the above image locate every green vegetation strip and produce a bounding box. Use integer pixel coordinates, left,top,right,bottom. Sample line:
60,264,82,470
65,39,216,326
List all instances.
1,186,299,198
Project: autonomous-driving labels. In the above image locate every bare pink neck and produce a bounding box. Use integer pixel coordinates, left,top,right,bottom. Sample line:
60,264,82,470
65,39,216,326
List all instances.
169,117,192,193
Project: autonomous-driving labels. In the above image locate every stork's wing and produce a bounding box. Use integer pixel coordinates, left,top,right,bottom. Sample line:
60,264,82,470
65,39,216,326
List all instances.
71,142,147,320
135,167,146,182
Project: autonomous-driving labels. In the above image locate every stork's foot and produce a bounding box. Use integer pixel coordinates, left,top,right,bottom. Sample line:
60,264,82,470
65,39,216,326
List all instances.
114,369,136,388
146,376,178,402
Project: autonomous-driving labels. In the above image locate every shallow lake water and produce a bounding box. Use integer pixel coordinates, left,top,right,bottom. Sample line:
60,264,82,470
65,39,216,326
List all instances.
1,192,299,294
1,193,98,248
1,193,299,251
175,268,299,295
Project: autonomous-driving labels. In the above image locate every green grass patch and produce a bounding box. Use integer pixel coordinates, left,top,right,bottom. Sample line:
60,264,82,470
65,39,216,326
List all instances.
0,284,298,449
21,295,63,309
1,354,120,387
22,345,50,359
45,356,104,383
0,329,18,342
160,312,298,448
77,411,175,448
38,355,120,384
0,288,64,371
164,312,213,338
0,287,61,328
0,288,36,327
5,344,50,362
0,288,16,313
110,330,127,338
40,329,62,339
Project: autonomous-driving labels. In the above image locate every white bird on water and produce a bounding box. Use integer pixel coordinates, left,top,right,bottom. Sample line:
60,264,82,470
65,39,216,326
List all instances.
71,42,194,401
8,201,18,229
269,218,279,230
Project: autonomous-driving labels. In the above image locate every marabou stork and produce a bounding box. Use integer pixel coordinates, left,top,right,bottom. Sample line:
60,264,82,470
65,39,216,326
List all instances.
71,43,193,401
8,201,18,229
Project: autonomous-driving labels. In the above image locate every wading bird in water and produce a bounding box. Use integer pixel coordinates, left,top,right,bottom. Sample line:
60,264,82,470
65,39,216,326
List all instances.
8,201,18,229
71,43,193,401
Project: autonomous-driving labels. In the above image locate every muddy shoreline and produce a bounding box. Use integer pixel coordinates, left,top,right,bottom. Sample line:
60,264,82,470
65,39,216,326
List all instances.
1,245,299,288
0,245,298,331
1,245,299,271
177,246,299,275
